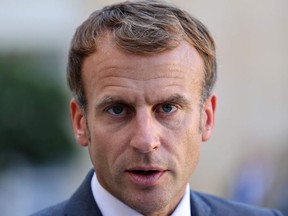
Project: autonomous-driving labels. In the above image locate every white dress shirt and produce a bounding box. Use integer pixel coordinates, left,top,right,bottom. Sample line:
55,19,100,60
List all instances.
91,172,191,216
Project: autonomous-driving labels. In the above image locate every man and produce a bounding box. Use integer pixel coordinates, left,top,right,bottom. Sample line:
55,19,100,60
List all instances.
32,0,283,215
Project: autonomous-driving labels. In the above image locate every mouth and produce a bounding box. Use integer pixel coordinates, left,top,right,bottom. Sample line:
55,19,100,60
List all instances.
131,170,160,175
126,168,166,187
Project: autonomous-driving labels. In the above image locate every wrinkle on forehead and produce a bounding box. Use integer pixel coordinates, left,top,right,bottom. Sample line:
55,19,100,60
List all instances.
82,36,204,104
93,66,192,82
82,35,203,79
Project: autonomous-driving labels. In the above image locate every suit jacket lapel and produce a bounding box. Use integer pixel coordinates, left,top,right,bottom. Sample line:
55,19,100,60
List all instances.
190,191,211,216
64,169,103,216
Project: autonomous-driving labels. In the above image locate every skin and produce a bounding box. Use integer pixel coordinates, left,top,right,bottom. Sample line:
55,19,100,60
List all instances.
70,35,216,216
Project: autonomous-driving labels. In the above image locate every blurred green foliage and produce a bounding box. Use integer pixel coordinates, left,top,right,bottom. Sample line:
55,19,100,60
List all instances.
0,53,75,169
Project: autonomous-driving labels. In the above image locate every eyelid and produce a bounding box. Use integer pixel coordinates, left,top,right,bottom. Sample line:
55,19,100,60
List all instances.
155,103,179,113
107,105,125,115
104,103,132,116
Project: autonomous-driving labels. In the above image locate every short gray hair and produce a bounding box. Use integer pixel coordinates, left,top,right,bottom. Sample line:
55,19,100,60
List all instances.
67,0,217,111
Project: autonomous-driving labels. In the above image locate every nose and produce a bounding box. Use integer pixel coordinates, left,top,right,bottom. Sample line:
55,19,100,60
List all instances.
129,110,161,153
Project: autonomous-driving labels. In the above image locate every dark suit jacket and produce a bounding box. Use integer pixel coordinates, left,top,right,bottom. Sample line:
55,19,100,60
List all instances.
30,169,283,216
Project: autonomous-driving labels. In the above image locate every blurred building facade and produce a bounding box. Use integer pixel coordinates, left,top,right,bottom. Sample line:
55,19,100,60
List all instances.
0,0,287,215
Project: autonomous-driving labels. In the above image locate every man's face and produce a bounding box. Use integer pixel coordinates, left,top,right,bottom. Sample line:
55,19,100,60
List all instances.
70,35,216,215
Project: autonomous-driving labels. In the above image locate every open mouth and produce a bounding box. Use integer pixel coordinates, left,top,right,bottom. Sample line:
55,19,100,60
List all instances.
126,169,165,187
131,170,161,175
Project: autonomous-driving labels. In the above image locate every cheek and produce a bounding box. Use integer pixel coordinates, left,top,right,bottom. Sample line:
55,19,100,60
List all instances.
164,124,200,161
185,138,201,167
89,123,128,169
177,121,202,169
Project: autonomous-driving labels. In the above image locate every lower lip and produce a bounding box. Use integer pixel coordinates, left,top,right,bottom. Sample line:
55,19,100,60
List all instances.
126,171,165,187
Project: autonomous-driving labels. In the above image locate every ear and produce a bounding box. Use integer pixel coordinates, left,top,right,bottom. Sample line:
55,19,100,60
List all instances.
201,95,217,142
70,98,89,147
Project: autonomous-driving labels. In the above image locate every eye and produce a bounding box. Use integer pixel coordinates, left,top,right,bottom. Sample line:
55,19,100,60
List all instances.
107,105,126,116
158,104,177,113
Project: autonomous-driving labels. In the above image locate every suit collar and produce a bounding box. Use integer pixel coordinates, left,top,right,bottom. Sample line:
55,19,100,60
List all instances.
64,169,103,216
190,191,211,216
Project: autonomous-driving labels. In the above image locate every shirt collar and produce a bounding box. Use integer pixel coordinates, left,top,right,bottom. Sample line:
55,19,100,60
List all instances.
91,172,191,216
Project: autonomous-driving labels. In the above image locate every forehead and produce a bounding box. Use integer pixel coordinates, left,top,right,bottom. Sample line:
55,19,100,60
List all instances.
82,35,204,95
82,35,204,76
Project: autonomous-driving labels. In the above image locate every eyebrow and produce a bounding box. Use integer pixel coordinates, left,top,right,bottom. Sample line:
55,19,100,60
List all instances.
94,96,126,110
157,94,190,106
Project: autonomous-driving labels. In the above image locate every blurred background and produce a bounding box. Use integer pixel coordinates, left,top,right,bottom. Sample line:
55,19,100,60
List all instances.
0,0,287,215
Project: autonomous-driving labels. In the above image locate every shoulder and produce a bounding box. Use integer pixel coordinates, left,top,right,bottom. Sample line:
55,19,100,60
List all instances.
191,191,284,216
29,169,101,216
29,201,67,216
